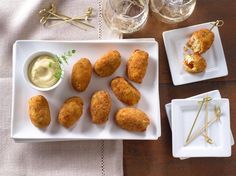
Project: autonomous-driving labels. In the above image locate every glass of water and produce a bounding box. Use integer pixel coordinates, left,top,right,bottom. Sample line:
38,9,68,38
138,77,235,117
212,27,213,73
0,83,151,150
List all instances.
150,0,196,24
102,0,149,33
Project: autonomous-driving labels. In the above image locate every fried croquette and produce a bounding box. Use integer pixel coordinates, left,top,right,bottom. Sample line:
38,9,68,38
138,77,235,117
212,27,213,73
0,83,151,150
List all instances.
71,58,92,92
90,90,112,124
187,29,214,54
58,96,83,128
127,49,149,83
94,50,121,77
183,53,207,73
28,95,51,128
111,77,141,106
115,107,150,132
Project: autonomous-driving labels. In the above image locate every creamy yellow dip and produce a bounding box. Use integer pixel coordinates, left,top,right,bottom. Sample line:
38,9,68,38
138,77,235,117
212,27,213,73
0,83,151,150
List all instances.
28,55,60,88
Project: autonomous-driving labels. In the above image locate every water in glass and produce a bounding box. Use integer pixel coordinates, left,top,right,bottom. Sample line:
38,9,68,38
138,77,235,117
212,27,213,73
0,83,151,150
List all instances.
151,0,196,23
102,0,149,33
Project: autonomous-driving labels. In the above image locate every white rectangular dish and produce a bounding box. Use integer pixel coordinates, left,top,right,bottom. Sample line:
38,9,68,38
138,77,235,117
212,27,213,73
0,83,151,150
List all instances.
171,98,231,158
11,40,161,141
163,22,228,86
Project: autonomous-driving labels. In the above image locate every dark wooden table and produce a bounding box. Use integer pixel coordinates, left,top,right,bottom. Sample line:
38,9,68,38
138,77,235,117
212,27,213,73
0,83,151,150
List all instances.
124,0,236,175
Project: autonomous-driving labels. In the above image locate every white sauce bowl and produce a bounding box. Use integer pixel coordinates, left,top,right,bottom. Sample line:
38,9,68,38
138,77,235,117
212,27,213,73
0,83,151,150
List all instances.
23,51,64,91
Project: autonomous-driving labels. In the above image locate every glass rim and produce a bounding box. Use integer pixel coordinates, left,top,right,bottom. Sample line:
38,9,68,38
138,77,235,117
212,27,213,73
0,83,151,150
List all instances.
108,0,149,19
168,0,196,6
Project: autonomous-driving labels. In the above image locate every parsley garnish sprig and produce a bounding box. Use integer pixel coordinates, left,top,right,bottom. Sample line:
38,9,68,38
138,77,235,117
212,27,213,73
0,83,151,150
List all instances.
49,49,76,80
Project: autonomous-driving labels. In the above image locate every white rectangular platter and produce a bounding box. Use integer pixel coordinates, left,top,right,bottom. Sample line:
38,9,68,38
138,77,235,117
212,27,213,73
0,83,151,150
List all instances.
11,40,161,141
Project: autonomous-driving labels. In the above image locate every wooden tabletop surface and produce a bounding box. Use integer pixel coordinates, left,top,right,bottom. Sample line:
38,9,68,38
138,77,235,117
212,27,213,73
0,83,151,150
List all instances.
124,0,236,176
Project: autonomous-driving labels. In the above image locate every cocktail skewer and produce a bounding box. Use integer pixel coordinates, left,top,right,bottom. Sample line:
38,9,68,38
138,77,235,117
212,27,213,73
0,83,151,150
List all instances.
184,105,221,146
185,97,212,143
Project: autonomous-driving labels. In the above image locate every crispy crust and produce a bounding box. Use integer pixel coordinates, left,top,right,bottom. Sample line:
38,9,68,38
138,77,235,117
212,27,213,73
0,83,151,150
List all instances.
115,107,150,132
71,58,92,92
28,95,51,128
94,50,121,77
58,96,83,128
187,29,214,54
111,77,141,106
90,90,112,124
127,49,149,83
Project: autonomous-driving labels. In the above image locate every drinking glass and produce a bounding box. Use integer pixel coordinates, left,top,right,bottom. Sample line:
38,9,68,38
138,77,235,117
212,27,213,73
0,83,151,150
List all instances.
102,0,149,33
150,0,196,24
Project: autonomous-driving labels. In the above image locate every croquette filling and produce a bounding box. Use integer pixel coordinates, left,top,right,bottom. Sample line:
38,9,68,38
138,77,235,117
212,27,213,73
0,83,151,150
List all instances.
185,55,194,69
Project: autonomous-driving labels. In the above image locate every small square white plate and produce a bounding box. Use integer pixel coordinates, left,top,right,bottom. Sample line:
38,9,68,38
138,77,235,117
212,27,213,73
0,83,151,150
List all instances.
171,98,231,158
165,90,234,146
11,40,161,142
163,22,228,86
